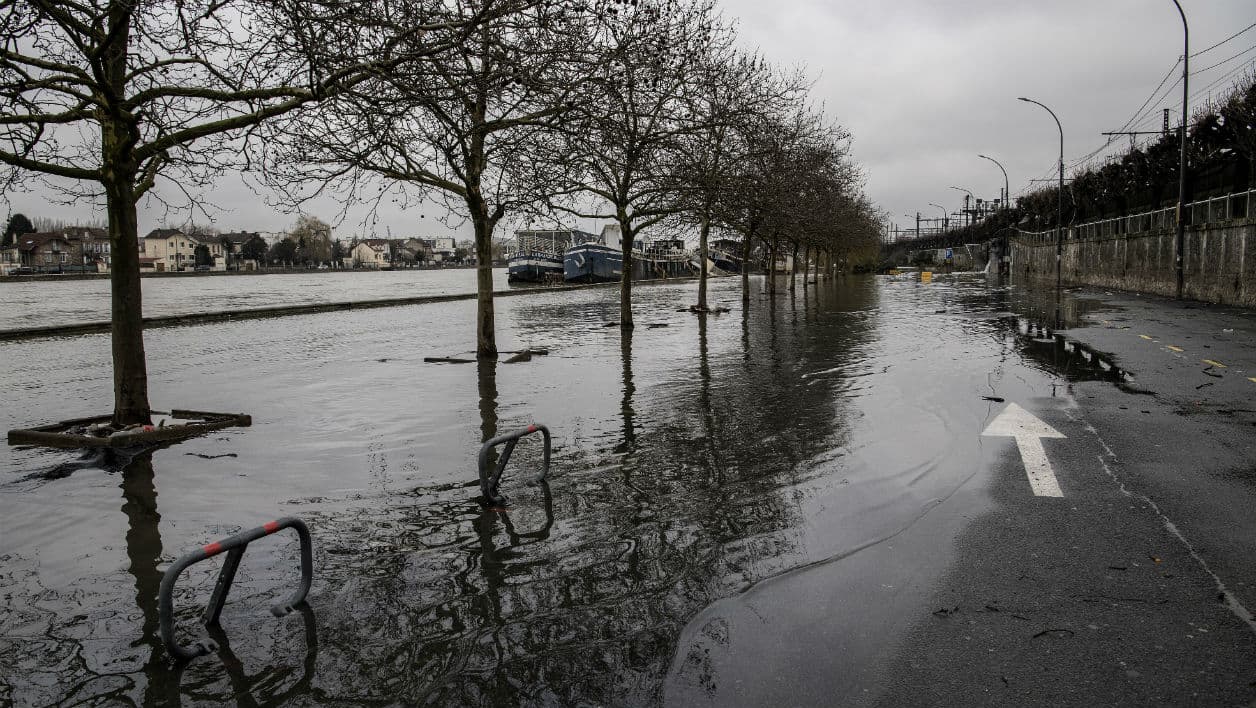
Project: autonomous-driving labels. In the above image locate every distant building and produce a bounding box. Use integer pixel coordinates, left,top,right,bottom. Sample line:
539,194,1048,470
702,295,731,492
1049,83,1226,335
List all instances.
0,243,19,274
141,229,224,272
62,226,111,271
5,233,73,272
422,236,457,262
0,227,109,274
401,237,432,262
352,239,391,268
220,231,263,271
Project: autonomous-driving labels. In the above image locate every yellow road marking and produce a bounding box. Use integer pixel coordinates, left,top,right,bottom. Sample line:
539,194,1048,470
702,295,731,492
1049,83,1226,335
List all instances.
1166,345,1183,352
1139,335,1154,340
1203,359,1227,368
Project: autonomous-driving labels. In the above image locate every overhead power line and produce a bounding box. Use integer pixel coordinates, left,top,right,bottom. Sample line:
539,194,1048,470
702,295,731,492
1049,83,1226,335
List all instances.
1190,21,1256,58
1192,42,1256,75
1114,59,1181,134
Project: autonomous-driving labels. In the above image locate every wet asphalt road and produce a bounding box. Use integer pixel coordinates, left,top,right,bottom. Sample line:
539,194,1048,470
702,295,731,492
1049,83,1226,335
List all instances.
669,283,1256,707
2,273,1254,706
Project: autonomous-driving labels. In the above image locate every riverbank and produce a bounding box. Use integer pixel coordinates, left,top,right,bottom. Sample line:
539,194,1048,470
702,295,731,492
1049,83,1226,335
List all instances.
0,276,716,341
0,279,630,341
0,263,487,283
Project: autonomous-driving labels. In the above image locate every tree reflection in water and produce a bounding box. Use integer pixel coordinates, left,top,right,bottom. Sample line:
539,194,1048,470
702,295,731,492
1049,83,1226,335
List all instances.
300,280,878,705
1,277,880,705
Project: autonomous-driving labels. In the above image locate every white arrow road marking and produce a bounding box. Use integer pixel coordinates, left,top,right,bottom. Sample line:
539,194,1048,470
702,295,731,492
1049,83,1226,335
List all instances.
982,403,1066,497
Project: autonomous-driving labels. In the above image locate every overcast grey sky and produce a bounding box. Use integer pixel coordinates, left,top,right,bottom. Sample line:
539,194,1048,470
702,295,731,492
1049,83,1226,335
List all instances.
723,0,1255,235
5,1,1255,241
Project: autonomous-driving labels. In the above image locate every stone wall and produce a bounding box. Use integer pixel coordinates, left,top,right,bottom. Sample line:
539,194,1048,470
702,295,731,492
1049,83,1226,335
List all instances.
1010,219,1256,307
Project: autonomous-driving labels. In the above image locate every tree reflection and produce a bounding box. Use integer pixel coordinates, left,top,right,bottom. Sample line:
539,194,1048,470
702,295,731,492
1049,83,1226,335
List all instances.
10,279,882,706
615,326,637,454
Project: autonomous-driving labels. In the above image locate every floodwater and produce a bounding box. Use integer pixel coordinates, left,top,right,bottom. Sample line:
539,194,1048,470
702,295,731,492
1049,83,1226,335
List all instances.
0,273,1119,705
0,267,512,330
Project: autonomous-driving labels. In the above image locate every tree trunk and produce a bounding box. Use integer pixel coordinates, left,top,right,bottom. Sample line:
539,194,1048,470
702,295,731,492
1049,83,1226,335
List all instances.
471,210,497,358
105,176,152,426
697,213,710,310
99,5,150,426
802,246,810,290
618,214,634,327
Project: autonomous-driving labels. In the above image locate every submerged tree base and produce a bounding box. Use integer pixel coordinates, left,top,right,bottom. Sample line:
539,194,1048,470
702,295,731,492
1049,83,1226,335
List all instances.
7,410,252,450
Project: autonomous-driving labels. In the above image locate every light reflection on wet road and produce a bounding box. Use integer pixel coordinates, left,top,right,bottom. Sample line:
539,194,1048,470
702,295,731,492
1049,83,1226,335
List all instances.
0,274,1127,705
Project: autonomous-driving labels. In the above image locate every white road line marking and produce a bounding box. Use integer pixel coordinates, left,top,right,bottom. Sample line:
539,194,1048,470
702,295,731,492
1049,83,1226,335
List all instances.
982,403,1066,497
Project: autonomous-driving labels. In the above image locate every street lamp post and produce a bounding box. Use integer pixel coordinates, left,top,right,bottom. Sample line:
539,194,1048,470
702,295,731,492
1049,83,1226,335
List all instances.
978,154,1010,210
948,186,974,226
928,202,948,232
1018,96,1064,291
1171,0,1189,298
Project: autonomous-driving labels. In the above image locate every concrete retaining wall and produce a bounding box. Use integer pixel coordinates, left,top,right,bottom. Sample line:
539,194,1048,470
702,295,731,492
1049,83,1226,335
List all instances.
1010,219,1255,307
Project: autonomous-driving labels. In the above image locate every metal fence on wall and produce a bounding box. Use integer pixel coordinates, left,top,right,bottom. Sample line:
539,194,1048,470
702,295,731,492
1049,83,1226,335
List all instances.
1017,189,1256,242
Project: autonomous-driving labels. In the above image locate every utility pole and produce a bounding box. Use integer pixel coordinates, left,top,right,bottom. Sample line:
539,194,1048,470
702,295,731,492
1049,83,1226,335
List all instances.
1171,0,1189,299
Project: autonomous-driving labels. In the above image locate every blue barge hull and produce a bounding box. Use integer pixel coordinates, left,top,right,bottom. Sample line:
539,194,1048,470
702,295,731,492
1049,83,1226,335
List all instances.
564,243,623,283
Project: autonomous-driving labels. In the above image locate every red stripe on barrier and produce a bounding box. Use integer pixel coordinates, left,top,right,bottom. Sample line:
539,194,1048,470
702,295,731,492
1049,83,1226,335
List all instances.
263,521,280,534
527,425,537,433
203,542,223,556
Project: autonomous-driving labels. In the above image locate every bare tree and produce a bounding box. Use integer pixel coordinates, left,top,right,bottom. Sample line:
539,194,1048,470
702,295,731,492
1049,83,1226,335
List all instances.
553,0,721,328
0,1,473,424
672,48,806,310
265,0,599,357
712,105,836,299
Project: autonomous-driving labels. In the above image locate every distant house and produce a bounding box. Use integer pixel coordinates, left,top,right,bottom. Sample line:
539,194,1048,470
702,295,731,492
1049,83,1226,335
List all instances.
422,236,457,263
351,239,391,268
399,238,432,264
141,229,223,271
140,229,182,272
220,231,262,271
8,233,73,272
0,228,108,274
62,226,111,272
0,243,21,274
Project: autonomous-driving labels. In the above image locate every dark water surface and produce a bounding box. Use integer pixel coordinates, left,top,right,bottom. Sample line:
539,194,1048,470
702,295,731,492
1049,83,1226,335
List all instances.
0,274,1114,705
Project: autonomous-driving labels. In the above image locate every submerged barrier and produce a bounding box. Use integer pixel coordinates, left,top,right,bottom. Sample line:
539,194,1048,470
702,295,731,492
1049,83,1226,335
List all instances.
478,424,551,506
156,426,554,659
159,517,313,661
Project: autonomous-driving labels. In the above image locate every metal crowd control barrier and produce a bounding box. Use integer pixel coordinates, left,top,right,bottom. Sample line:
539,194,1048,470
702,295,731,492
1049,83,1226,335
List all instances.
159,516,313,661
478,424,551,506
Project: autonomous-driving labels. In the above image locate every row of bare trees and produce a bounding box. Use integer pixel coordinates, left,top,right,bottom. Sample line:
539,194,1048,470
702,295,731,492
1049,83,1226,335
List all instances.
1,0,881,425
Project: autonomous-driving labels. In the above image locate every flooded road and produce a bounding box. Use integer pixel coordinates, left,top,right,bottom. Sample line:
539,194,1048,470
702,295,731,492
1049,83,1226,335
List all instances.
0,274,1243,705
